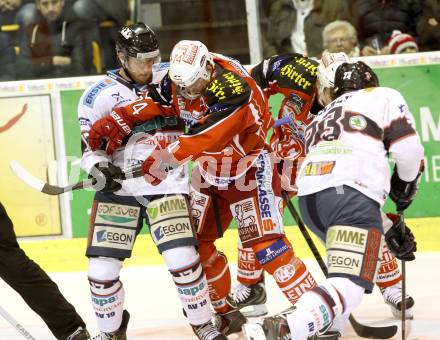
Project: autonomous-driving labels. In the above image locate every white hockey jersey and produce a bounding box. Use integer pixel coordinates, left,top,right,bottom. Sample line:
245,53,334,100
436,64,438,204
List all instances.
296,87,424,206
78,64,189,196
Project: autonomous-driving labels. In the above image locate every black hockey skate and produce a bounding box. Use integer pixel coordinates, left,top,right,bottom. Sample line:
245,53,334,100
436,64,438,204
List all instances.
90,310,130,340
66,326,90,340
381,283,415,319
214,305,247,336
192,321,228,340
227,276,268,317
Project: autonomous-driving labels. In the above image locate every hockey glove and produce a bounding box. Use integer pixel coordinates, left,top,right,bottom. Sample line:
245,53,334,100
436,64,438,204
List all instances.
143,146,178,186
385,213,416,261
389,164,423,212
89,162,124,193
88,108,133,154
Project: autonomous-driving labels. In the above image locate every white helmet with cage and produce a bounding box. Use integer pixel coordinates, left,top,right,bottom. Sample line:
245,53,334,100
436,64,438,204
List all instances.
317,51,350,105
169,40,213,99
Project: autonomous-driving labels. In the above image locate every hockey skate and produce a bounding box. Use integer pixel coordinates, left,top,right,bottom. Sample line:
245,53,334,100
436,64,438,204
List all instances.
214,306,247,336
192,321,228,340
244,306,294,340
90,310,130,340
66,326,90,340
381,283,414,319
227,277,268,317
243,306,340,340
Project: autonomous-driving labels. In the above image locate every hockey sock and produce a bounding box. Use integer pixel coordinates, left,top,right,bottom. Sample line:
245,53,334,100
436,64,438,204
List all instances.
287,278,363,338
376,243,401,289
162,246,212,325
237,240,264,285
199,242,232,314
253,237,317,304
88,257,124,333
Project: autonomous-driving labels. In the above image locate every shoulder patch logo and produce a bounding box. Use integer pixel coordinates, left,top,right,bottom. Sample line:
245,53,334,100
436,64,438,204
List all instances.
349,115,367,131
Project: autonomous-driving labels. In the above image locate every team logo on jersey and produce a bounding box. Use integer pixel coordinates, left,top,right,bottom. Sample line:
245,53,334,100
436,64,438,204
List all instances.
349,115,367,131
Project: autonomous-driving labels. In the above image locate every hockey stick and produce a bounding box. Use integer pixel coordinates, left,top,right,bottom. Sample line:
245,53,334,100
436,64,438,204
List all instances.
397,210,407,339
9,160,143,196
281,191,398,339
0,305,36,340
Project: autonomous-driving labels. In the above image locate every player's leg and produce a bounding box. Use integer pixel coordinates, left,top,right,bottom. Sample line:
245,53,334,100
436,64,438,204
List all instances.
86,192,140,339
144,193,225,340
232,151,317,306
0,202,89,340
190,174,246,336
263,186,384,339
229,240,267,317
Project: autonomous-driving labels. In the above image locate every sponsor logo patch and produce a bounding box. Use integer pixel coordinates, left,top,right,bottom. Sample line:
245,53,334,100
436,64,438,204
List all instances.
150,217,194,246
255,239,290,265
91,226,136,250
304,161,335,176
274,264,296,283
232,198,261,243
95,203,140,228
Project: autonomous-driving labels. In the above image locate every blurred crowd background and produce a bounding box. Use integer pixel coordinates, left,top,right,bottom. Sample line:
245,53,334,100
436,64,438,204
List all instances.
0,0,439,81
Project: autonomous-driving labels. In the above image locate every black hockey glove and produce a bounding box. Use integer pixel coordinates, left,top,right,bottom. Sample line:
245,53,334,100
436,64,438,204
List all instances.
389,164,423,212
89,162,123,193
385,214,416,261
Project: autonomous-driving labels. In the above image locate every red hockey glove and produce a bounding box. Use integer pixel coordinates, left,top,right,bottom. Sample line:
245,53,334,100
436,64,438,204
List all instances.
88,108,133,154
143,146,179,186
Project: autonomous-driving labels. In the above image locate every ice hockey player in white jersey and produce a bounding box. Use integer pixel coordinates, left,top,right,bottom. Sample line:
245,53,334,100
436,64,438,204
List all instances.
78,24,225,340
257,58,424,339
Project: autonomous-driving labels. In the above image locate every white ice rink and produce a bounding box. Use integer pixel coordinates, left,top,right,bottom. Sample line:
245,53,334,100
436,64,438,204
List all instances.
1,253,439,339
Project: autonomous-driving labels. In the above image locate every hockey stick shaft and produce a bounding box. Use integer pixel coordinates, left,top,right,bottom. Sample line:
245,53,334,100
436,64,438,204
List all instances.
398,210,406,339
10,160,143,195
0,305,36,340
281,191,397,339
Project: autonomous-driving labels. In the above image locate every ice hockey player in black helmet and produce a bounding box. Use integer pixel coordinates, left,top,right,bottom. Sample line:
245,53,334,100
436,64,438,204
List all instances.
78,25,226,340
332,61,379,98
250,55,423,339
115,22,160,84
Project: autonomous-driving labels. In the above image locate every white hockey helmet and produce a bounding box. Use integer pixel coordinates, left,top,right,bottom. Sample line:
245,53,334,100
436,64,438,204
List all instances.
169,40,213,99
317,51,350,105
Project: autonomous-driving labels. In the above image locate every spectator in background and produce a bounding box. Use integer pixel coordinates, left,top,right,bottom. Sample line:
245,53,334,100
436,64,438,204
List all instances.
0,31,15,80
73,0,129,70
16,0,93,79
350,0,422,56
416,0,440,51
322,20,360,57
387,30,419,54
0,0,37,26
263,0,350,58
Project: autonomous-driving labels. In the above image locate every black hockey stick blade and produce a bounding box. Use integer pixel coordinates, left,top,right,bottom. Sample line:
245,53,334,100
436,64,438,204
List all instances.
349,315,398,339
281,192,398,339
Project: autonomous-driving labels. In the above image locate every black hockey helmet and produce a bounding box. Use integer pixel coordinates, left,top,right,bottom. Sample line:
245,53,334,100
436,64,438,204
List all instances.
116,23,159,60
333,61,379,98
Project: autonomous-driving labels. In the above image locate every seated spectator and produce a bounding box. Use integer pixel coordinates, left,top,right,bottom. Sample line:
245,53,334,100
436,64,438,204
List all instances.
387,30,419,54
0,31,15,80
322,20,360,57
350,0,423,56
416,0,440,51
263,0,350,58
16,0,93,79
73,0,129,70
0,0,37,26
